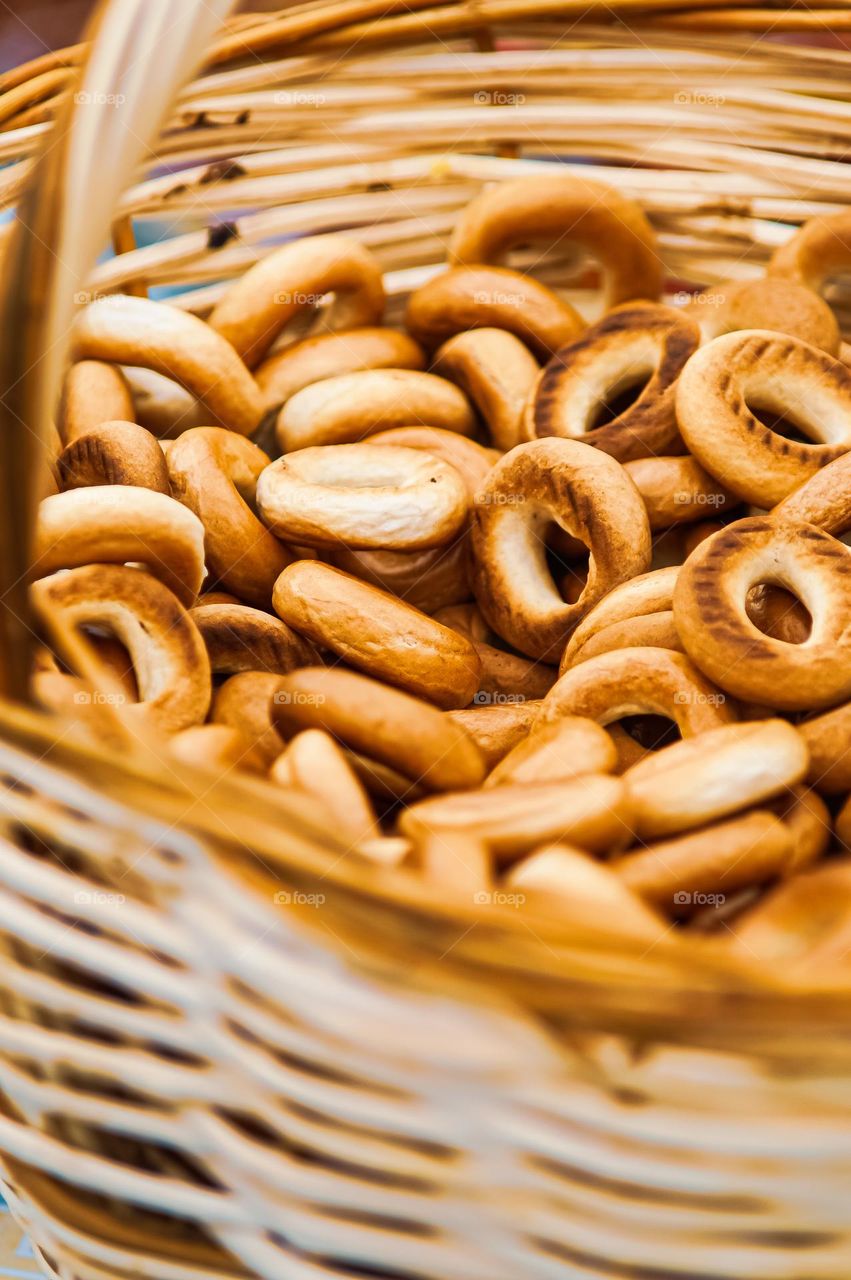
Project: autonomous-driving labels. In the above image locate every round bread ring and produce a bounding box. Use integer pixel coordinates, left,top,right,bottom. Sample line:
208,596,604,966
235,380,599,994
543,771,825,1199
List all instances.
565,612,683,671
772,452,851,536
191,603,314,675
448,701,539,771
675,329,851,506
271,667,486,791
399,773,631,863
540,647,735,738
31,564,211,734
167,427,291,607
432,328,540,452
34,486,205,608
506,844,663,939
673,516,851,711
622,719,808,840
623,455,735,530
170,724,266,775
614,810,794,913
58,421,170,494
121,366,209,438
327,537,471,615
255,327,426,411
485,715,616,787
58,360,135,444
561,566,679,672
72,295,264,437
470,438,652,661
256,443,468,552
272,561,481,709
270,728,379,845
434,604,556,702
211,671,287,765
777,785,830,874
448,173,663,309
798,700,851,795
730,858,851,971
770,211,851,298
275,368,476,454
368,427,497,498
525,303,698,462
208,234,385,369
685,278,841,355
405,264,584,360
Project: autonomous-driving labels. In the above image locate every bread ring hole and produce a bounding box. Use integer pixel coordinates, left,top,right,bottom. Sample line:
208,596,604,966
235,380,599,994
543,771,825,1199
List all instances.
618,715,681,751
588,370,653,430
81,627,141,700
544,523,589,601
745,396,817,445
745,582,812,645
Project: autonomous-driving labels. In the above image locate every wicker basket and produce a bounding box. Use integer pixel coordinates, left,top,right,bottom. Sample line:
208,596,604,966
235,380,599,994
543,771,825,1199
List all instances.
2,3,851,1277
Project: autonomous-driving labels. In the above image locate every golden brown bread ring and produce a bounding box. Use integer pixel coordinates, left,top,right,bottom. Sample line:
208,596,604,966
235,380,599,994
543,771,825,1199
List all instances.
71,295,264,437
798,701,851,795
211,671,286,765
449,173,663,308
34,485,205,608
729,858,851,971
256,443,469,551
564,612,683,671
622,719,808,840
191,603,315,676
275,368,476,453
506,844,663,939
525,304,699,462
270,728,379,845
448,701,539,770
271,667,486,791
272,561,480,709
405,264,584,360
777,785,830,874
771,452,851,537
121,366,209,439
560,566,679,672
399,773,631,864
255,327,425,411
769,211,851,299
58,360,135,444
673,516,851,711
368,427,497,498
434,604,556,702
57,421,170,494
326,538,471,615
208,234,385,369
624,455,734,530
170,724,266,775
432,328,539,452
675,330,851,506
167,427,292,608
485,715,616,787
540,647,735,738
31,564,210,734
470,438,652,661
685,278,841,355
614,810,794,914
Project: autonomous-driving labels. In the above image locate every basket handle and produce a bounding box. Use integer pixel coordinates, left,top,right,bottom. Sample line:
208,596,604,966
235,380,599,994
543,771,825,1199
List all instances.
0,0,237,700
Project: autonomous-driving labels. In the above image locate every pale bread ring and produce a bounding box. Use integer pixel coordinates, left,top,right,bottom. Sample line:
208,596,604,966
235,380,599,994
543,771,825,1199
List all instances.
470,438,651,661
208,234,385,369
256,444,468,551
31,564,210,734
57,421,170,494
448,173,663,309
525,304,699,462
675,329,851,506
211,672,286,766
191,603,314,675
167,427,292,607
485,715,616,787
270,729,379,845
432,328,539,452
72,295,264,437
673,516,851,711
685,278,841,355
405,264,584,360
275,368,475,453
58,360,135,444
170,725,266,775
272,561,481,709
255,327,425,411
34,486,205,608
368,427,497,498
506,844,663,939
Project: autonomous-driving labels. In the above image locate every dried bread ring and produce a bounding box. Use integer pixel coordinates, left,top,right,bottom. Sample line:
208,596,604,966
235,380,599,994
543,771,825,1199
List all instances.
121,366,208,438
540,647,735,738
730,858,851,972
769,211,851,299
211,672,286,766
564,612,683,671
675,330,851,506
72,295,264,437
34,486,205,607
57,421,170,494
434,604,556,702
798,701,851,795
448,701,540,770
275,368,476,453
256,326,425,411
167,427,291,607
256,443,468,551
560,566,679,672
506,844,663,939
271,667,485,792
673,516,851,711
272,561,481,709
778,786,830,874
31,564,210,734
771,452,851,537
368,427,497,497
624,455,734,530
170,724,266,775
58,360,135,444
432,328,539,452
326,539,471,615
685,278,841,355
622,719,808,840
485,715,616,787
449,174,662,308
405,264,584,359
191,603,314,675
525,304,699,462
270,728,379,845
470,438,651,661
208,234,385,368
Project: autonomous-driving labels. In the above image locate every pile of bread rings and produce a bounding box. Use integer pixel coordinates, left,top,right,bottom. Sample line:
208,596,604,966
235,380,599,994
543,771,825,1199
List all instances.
36,172,851,971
